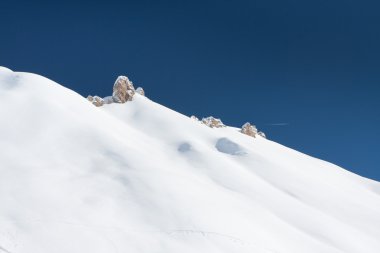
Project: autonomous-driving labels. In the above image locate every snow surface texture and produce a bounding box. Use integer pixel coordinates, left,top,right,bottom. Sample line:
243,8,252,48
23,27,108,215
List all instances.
0,67,380,253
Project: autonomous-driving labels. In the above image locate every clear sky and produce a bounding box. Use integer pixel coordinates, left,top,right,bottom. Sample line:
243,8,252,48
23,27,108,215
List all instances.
1,0,379,181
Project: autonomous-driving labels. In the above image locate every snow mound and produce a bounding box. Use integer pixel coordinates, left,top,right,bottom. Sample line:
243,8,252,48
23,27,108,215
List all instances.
0,68,379,253
178,142,192,152
215,137,247,155
0,66,13,73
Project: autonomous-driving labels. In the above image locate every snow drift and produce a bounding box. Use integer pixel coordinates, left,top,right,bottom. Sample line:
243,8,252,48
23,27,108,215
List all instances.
0,66,379,253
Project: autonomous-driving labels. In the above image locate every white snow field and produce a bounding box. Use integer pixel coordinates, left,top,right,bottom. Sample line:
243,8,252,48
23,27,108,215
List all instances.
0,66,379,253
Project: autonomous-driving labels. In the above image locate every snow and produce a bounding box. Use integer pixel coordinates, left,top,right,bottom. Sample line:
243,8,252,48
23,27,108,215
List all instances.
0,67,379,253
215,137,247,155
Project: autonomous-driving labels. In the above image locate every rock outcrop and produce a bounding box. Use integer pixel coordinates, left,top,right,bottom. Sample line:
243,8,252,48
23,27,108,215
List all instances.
84,75,268,139
112,76,135,103
87,95,104,107
240,122,258,137
87,75,140,107
201,116,225,128
240,122,266,139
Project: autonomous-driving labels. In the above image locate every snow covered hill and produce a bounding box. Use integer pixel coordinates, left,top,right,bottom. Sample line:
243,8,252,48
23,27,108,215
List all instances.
0,66,379,253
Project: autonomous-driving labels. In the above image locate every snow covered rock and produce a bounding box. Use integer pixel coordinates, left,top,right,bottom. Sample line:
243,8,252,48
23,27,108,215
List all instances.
112,76,135,103
136,87,145,96
87,95,104,107
201,116,225,128
190,115,199,121
102,96,114,104
86,75,138,106
240,122,258,137
258,131,266,138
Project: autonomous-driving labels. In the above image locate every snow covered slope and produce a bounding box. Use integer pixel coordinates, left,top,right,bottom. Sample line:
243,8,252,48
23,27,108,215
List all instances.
0,67,379,253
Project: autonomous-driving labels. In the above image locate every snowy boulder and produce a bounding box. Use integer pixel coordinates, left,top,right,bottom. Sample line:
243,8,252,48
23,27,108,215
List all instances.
240,122,258,137
258,131,266,138
136,87,145,96
102,96,114,104
190,115,199,121
112,76,135,103
201,116,225,128
87,95,104,107
86,75,138,107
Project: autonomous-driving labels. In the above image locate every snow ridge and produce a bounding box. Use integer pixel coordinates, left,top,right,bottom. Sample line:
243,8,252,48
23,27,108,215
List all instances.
0,67,379,253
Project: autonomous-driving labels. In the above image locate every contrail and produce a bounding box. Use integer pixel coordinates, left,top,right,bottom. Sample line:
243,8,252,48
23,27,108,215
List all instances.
265,123,290,126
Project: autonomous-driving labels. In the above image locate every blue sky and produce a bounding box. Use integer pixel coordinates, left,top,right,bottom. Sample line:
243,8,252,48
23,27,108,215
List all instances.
1,0,379,181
